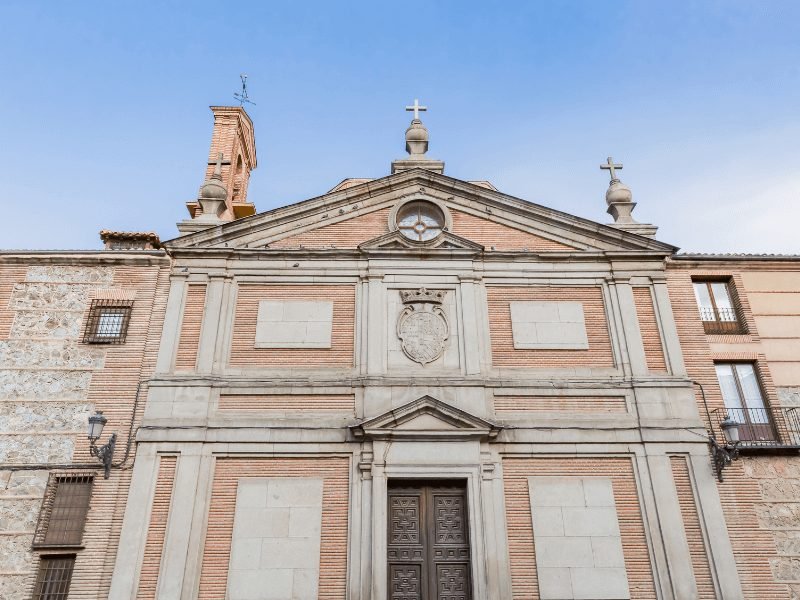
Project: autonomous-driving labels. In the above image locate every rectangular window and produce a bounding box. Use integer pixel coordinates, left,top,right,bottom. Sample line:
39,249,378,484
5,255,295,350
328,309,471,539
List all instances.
692,280,744,334
32,555,75,600
715,362,775,442
33,474,93,548
83,299,133,344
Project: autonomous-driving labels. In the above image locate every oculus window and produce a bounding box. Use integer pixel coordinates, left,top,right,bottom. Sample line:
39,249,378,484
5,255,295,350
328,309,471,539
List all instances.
396,201,445,242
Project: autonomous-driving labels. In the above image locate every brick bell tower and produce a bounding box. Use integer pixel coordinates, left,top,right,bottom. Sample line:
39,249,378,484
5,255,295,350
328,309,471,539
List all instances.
181,106,257,231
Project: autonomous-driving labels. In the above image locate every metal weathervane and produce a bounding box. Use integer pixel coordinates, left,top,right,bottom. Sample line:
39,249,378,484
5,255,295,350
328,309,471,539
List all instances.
234,74,256,106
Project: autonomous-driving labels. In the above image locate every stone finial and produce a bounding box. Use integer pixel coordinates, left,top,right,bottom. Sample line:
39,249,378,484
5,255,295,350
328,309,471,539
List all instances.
600,157,657,238
392,99,444,174
196,153,228,221
405,119,429,157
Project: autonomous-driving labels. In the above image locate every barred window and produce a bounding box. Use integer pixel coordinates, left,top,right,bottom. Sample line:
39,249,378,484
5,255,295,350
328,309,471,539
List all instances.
33,474,93,548
83,299,133,344
32,555,75,600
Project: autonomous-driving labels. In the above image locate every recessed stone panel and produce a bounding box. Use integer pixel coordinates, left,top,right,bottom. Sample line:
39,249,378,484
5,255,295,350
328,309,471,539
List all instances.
227,478,323,600
510,301,589,349
529,476,630,600
254,300,333,348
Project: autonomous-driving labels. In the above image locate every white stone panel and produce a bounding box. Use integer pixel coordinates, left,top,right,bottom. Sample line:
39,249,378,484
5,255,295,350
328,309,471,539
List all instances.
529,477,630,600
227,478,323,600
510,301,589,349
254,300,333,348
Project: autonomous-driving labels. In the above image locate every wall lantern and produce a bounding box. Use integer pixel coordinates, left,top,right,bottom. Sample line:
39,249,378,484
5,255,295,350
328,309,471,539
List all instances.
710,417,741,482
88,411,117,479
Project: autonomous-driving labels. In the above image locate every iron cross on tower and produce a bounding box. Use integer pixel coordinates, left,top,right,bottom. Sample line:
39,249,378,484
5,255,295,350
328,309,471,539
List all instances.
405,98,427,120
234,74,256,106
600,157,623,182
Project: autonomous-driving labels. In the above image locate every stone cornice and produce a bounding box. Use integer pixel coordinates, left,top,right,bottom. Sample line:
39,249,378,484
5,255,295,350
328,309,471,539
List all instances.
0,251,168,267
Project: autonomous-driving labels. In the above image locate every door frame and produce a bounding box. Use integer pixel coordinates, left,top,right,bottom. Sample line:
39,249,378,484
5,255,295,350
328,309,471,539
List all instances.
387,479,472,600
370,462,489,600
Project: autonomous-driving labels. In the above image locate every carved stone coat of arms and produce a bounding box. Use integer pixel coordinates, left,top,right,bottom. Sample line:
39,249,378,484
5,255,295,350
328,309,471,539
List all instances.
397,288,449,365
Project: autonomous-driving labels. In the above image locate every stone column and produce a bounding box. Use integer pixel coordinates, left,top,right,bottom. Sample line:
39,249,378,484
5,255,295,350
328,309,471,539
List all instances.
108,444,160,599
688,452,744,599
459,275,482,376
357,450,374,599
480,450,512,599
651,277,688,377
366,274,385,376
196,274,227,374
370,449,388,600
646,452,699,599
155,274,188,373
611,276,649,376
632,452,676,599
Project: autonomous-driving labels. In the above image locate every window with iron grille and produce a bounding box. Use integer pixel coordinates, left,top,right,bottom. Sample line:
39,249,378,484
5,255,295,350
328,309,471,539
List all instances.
32,555,75,600
692,279,745,334
33,474,93,548
82,299,133,344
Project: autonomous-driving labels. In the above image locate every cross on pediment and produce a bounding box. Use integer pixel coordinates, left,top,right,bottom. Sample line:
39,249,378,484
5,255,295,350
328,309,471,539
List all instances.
600,156,623,182
405,98,427,120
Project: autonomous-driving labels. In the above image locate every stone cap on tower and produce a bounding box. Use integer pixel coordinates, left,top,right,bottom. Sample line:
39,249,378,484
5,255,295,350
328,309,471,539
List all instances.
185,106,258,222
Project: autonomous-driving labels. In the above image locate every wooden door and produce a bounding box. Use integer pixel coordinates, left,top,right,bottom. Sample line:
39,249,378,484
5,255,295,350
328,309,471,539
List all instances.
387,481,472,600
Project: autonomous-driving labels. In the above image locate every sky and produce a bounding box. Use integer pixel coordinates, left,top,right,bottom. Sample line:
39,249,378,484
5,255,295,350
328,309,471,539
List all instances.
1,1,799,253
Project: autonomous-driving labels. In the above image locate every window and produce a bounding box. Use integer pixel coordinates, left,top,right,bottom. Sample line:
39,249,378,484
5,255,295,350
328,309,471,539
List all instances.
33,474,93,548
396,201,445,242
693,280,744,334
32,555,75,600
715,362,775,442
82,299,133,344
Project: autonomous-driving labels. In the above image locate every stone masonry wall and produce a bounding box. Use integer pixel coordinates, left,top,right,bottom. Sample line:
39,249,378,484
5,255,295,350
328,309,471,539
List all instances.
0,265,112,596
0,259,169,599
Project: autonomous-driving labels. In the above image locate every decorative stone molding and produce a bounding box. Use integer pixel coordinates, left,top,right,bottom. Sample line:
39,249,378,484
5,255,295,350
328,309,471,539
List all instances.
350,395,502,441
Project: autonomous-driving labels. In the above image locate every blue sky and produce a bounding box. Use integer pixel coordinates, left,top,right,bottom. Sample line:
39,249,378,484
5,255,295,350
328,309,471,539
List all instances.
1,1,799,252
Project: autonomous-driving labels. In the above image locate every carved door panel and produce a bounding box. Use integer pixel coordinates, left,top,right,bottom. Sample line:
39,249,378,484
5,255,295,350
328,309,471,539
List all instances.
388,482,471,600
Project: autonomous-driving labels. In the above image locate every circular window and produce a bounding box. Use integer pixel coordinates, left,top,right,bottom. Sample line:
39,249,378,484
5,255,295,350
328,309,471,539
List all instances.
396,201,445,242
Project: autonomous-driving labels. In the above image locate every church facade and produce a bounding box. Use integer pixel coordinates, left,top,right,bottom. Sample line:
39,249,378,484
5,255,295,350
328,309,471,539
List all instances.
2,104,800,599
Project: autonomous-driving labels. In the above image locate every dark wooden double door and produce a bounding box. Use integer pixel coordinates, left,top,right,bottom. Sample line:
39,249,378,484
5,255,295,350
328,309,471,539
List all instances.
388,481,472,600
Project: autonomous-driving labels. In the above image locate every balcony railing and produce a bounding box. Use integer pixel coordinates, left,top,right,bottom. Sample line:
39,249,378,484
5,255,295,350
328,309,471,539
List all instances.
710,406,800,448
700,307,744,335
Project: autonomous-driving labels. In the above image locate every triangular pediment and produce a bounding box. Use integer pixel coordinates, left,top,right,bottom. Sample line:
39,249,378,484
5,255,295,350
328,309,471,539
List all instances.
165,169,677,254
350,395,501,441
359,229,484,252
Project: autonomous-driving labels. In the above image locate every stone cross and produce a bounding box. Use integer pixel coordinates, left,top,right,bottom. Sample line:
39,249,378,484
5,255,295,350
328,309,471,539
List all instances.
405,98,427,120
600,157,623,182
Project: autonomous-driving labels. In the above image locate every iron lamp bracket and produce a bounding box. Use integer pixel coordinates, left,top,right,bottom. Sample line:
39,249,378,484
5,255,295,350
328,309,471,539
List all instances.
89,433,117,479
